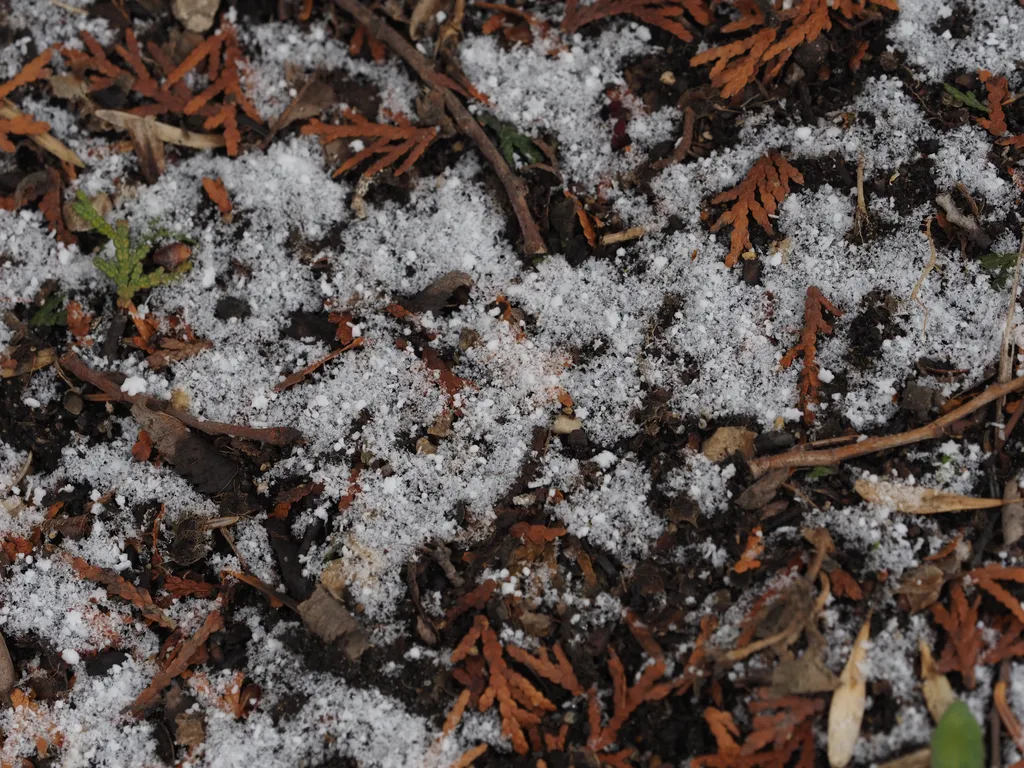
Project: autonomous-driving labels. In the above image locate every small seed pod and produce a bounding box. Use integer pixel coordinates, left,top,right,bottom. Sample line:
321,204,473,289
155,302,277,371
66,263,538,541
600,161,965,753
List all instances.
152,242,192,269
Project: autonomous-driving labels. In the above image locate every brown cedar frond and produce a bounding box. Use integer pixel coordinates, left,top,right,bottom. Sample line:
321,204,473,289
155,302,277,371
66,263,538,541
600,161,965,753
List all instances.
301,114,438,178
66,554,177,630
66,22,261,156
505,643,584,695
970,565,1024,625
562,0,712,42
693,695,822,767
931,582,982,689
983,617,1024,666
690,0,895,98
780,286,843,425
349,23,388,61
709,150,803,267
0,50,53,153
587,648,671,752
977,70,1009,137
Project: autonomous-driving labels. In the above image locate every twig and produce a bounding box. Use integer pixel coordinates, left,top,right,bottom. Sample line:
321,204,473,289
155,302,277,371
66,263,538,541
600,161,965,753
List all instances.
329,0,546,255
600,226,646,246
59,352,302,445
651,106,695,171
996,233,1023,446
749,374,1024,477
911,217,938,340
274,337,364,392
94,109,227,150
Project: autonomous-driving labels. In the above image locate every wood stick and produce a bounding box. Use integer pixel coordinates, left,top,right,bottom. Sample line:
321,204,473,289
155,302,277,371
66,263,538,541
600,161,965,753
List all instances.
749,375,1024,477
330,0,547,256
59,351,302,445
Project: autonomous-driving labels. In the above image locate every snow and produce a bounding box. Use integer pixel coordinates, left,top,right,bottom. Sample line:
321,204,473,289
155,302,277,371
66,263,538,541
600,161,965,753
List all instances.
1,0,1023,764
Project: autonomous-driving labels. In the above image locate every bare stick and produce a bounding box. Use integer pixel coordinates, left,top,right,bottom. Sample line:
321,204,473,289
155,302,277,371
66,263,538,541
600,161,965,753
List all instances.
330,0,547,255
749,375,1024,477
60,352,302,445
996,234,1024,445
911,217,938,340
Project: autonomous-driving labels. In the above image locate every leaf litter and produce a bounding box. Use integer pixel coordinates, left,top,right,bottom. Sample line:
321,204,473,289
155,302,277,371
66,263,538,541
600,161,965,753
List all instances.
0,0,1023,766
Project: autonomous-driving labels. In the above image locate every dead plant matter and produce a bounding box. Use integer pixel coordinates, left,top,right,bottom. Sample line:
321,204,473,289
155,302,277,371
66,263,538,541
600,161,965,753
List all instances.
708,150,803,268
780,286,843,425
562,0,711,41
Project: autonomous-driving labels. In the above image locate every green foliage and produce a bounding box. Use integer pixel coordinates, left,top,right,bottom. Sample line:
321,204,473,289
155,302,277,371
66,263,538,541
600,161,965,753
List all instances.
805,466,835,480
979,251,1019,287
72,191,191,307
943,84,989,113
931,700,984,768
30,293,67,327
478,114,544,167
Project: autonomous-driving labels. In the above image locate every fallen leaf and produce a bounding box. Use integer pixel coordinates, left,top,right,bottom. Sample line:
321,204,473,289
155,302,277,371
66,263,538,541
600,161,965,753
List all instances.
770,650,839,696
930,700,983,768
827,614,870,767
0,631,14,702
299,586,370,660
702,426,757,463
895,564,945,613
855,478,1003,514
919,638,954,723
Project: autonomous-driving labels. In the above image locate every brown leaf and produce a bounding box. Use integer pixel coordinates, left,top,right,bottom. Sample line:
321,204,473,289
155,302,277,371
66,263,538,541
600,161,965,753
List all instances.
298,585,370,661
124,114,166,184
855,478,1003,514
829,569,864,601
0,631,14,702
896,564,945,613
770,651,839,696
151,243,192,270
401,271,474,314
828,615,870,768
131,429,153,462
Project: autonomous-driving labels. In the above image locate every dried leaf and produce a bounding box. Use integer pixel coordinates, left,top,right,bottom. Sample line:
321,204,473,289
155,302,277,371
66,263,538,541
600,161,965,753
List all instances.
298,585,370,660
508,523,568,545
855,478,1003,514
0,631,14,702
827,615,870,767
896,564,945,613
65,300,92,342
919,638,954,723
709,151,804,268
829,569,864,601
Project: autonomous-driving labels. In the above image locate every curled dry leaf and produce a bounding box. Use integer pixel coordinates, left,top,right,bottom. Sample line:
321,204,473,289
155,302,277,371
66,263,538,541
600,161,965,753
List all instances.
854,478,1003,514
0,630,14,702
827,614,870,768
298,585,371,661
919,639,954,723
895,564,945,613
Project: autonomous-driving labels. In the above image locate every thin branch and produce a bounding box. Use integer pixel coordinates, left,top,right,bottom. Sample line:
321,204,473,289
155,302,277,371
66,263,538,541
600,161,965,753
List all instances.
749,374,1024,477
59,352,302,445
996,233,1024,445
330,0,547,255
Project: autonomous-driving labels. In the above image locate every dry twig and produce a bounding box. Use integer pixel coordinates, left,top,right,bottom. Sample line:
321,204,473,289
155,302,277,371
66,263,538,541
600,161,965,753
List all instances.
329,0,546,255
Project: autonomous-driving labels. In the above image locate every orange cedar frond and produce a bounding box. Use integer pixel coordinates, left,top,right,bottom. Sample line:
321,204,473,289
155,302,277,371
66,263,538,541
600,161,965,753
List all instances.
505,643,584,696
0,51,53,153
977,70,1009,137
562,0,711,42
734,527,765,574
705,708,742,753
931,583,982,689
780,286,843,425
709,150,803,267
690,0,892,97
299,0,315,21
443,689,472,734
564,189,598,247
446,579,498,622
588,648,670,751
693,696,822,767
202,177,233,218
970,566,1024,626
984,618,1024,665
301,115,438,179
349,23,388,62
0,49,53,101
